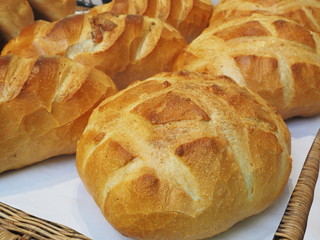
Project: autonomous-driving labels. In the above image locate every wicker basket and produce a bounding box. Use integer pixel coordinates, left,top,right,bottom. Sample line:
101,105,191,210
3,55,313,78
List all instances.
0,201,91,240
273,129,320,240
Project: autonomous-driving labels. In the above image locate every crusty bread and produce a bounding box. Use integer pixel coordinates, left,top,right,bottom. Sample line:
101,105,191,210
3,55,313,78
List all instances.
89,0,213,42
76,71,292,240
0,55,117,173
210,0,320,33
174,14,320,119
1,12,187,90
0,0,34,47
27,0,76,21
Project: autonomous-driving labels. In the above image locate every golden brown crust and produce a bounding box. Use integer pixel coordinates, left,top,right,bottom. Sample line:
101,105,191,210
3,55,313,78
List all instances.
2,13,187,90
210,0,320,33
89,0,213,42
174,14,320,119
0,0,34,46
0,55,117,173
76,71,292,240
27,0,76,21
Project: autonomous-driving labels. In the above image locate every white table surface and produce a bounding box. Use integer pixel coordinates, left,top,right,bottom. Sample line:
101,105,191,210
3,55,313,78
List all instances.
1,0,320,240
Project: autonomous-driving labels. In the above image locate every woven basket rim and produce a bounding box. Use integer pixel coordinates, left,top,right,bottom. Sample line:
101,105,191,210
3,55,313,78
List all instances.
0,201,91,240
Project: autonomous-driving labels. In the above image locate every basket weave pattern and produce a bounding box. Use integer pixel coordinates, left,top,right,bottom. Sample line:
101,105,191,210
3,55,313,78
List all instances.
274,129,320,240
0,202,91,240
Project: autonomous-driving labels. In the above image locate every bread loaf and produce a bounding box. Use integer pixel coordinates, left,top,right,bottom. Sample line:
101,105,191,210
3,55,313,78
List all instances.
2,12,187,90
174,14,320,119
76,71,292,240
0,55,117,173
27,0,76,21
210,0,320,33
0,0,34,47
89,0,213,42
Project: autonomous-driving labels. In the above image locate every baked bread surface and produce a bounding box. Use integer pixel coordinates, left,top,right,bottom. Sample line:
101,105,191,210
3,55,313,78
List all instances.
76,71,292,240
2,13,187,90
0,55,117,173
174,14,320,119
89,0,213,42
0,0,34,46
210,0,320,33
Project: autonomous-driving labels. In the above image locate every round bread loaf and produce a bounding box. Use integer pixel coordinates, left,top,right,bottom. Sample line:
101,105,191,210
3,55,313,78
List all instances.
76,71,292,240
0,55,117,173
174,14,320,119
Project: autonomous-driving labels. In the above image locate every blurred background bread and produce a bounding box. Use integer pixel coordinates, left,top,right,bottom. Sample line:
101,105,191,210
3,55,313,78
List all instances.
174,13,320,119
0,0,34,48
0,0,76,49
76,71,292,240
2,12,187,90
0,55,117,173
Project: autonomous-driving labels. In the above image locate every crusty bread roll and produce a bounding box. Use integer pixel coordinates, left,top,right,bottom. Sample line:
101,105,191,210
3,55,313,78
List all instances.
210,0,320,33
0,55,117,173
76,71,292,240
0,0,34,47
89,0,213,42
2,12,187,90
174,14,320,119
27,0,76,21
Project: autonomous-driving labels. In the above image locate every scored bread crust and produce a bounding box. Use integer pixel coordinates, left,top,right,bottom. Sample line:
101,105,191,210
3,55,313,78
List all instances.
1,13,187,90
76,71,292,240
27,0,76,21
174,14,320,119
0,55,117,173
89,0,213,42
210,0,320,33
0,0,34,45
